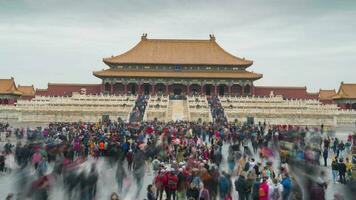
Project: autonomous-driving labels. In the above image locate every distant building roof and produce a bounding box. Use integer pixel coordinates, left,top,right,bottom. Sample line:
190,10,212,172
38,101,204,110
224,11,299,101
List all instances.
0,77,22,96
103,34,253,66
18,85,35,97
93,69,262,79
333,83,356,100
319,89,336,100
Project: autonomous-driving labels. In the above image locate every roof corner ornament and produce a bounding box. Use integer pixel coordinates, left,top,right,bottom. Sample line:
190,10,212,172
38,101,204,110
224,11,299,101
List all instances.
209,34,215,41
141,33,148,40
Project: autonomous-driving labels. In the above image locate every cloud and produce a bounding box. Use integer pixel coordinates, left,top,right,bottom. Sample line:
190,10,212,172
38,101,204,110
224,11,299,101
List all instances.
0,0,355,90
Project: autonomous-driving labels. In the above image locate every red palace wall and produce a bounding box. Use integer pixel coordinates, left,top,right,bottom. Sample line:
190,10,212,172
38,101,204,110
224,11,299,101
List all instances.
254,86,317,100
35,84,102,97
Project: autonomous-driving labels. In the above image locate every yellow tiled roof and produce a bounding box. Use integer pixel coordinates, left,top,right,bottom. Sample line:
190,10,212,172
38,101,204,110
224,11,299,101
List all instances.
18,85,35,96
333,83,356,99
0,78,22,96
103,36,253,66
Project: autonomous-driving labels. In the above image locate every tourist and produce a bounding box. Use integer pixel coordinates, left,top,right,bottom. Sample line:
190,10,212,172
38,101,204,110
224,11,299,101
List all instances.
167,169,178,200
199,183,210,200
235,171,248,200
259,176,269,200
331,157,339,183
338,158,347,184
147,184,156,200
280,173,291,200
345,157,353,182
322,148,328,167
269,178,283,200
110,192,120,200
115,160,127,194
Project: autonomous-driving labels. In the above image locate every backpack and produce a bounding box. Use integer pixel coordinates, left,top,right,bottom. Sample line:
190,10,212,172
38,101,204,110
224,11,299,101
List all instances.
271,186,280,200
259,186,267,198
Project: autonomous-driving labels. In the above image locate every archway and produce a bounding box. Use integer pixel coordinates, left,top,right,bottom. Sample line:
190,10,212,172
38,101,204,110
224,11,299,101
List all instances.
352,103,356,110
156,83,166,96
204,84,213,96
127,83,137,95
244,85,251,96
231,84,242,96
169,84,187,96
3,99,8,104
218,84,228,96
113,83,124,95
190,84,201,96
0,99,2,104
142,83,151,95
104,83,111,93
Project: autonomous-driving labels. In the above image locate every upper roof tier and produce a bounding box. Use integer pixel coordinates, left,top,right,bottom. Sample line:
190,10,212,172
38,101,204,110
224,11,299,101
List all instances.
103,34,253,67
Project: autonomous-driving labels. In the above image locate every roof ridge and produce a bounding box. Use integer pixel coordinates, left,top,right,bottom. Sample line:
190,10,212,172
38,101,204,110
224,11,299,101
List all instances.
255,86,306,89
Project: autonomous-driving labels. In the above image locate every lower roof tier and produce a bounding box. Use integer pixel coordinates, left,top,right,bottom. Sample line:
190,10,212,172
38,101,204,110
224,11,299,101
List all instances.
93,69,263,80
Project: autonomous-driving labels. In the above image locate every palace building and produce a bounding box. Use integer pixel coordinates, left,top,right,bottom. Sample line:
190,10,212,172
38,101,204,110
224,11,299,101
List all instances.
93,34,262,96
1,34,356,112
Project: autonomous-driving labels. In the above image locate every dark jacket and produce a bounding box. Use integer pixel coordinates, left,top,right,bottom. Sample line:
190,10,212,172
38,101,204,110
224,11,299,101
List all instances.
235,175,247,194
338,163,347,174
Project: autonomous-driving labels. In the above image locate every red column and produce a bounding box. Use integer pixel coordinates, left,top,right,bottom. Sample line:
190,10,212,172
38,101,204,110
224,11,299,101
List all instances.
251,85,255,96
152,84,155,96
124,84,127,95
110,84,113,94
241,85,245,96
165,84,169,96
138,84,142,95
228,85,232,96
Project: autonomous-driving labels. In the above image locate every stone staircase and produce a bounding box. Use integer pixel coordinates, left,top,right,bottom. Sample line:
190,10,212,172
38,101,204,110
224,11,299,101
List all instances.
165,101,173,122
208,96,228,126
167,99,189,121
129,95,149,123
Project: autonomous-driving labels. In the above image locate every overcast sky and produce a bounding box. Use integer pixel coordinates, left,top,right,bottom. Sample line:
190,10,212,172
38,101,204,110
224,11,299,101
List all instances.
0,0,355,91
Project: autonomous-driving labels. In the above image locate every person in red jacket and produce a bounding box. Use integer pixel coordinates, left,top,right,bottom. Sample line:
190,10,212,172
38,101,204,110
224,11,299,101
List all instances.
155,170,167,200
166,169,178,200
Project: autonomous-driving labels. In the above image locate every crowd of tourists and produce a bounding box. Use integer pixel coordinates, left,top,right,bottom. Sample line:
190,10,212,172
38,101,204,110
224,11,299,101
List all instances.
129,95,149,122
208,96,228,126
0,117,355,200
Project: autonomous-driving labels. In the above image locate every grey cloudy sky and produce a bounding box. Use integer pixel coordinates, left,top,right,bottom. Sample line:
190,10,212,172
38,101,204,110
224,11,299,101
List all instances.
0,0,355,91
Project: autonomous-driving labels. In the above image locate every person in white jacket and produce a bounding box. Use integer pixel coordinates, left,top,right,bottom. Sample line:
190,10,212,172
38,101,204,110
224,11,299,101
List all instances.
269,178,284,200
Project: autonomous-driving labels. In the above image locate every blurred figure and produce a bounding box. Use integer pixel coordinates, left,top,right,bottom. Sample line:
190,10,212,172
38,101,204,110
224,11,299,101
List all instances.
115,160,127,194
110,192,120,200
87,164,99,200
6,193,14,200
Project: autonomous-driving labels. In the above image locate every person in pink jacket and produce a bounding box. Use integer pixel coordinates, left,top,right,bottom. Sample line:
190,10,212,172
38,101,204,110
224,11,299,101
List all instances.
259,177,269,200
